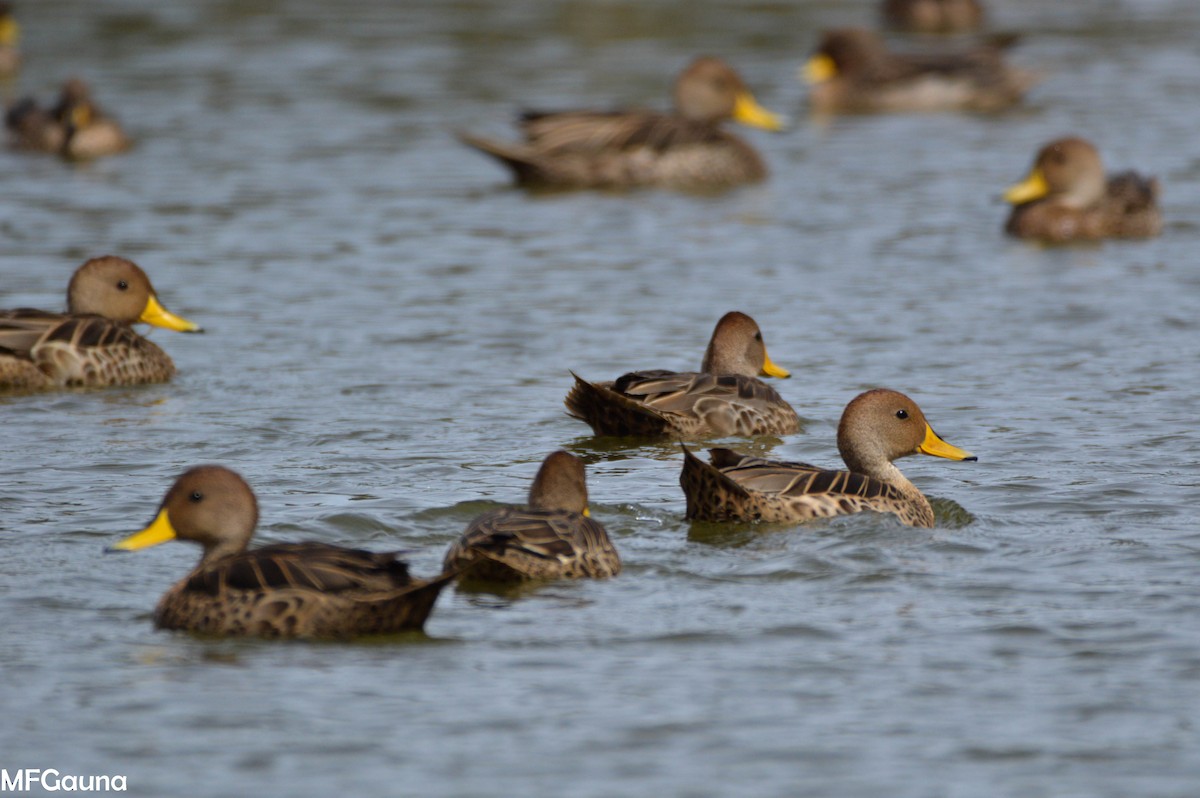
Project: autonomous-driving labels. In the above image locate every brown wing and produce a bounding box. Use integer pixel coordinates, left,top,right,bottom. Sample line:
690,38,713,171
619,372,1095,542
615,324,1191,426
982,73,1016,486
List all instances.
518,110,725,155
445,507,620,579
616,371,787,414
0,309,65,357
184,543,416,597
712,448,905,504
1105,172,1160,214
619,371,799,436
8,312,174,387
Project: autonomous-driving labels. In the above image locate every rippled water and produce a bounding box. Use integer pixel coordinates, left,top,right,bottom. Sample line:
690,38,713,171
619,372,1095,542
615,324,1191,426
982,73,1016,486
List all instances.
3,1,1200,796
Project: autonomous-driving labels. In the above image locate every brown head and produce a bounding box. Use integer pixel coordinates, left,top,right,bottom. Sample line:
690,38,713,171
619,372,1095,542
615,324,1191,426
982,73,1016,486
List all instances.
109,466,260,565
803,28,889,84
836,389,975,476
1004,137,1107,209
700,311,790,379
527,450,590,515
674,57,783,130
52,78,94,119
66,256,201,332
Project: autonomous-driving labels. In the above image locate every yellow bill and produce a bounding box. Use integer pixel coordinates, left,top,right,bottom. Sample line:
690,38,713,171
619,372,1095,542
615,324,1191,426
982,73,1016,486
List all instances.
110,508,177,552
140,294,202,333
583,507,591,518
68,104,93,130
732,92,785,132
918,425,976,461
760,349,791,379
0,17,19,46
1003,167,1049,205
802,54,837,85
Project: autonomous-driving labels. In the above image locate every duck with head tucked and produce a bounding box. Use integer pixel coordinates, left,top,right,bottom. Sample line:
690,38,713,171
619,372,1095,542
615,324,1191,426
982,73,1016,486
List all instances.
460,57,784,191
0,256,201,392
5,77,131,159
881,0,985,34
801,27,1034,113
1003,137,1162,243
444,450,620,582
109,466,458,639
681,389,975,528
566,311,799,439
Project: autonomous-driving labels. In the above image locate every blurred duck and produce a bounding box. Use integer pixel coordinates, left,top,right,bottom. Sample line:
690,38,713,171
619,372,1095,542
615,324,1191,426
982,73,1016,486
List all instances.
460,57,784,191
0,3,20,76
443,451,620,582
882,0,985,34
1004,137,1162,243
801,27,1034,112
0,256,201,392
566,311,800,438
681,389,976,528
5,77,131,159
109,466,457,639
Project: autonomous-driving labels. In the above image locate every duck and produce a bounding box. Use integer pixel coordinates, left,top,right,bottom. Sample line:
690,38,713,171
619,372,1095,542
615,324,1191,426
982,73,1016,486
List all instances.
0,3,20,76
801,27,1034,113
108,466,458,639
680,388,975,527
565,311,800,439
1003,137,1162,243
5,77,131,159
460,56,784,191
0,255,201,392
443,450,620,582
881,0,985,34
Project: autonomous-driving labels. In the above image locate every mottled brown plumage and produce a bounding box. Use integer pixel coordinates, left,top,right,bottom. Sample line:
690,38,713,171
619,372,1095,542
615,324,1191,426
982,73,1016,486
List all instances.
1004,137,1162,243
5,77,130,159
681,389,976,527
109,466,455,639
0,256,201,392
882,0,984,33
565,311,799,439
461,57,783,190
802,27,1034,112
443,451,620,581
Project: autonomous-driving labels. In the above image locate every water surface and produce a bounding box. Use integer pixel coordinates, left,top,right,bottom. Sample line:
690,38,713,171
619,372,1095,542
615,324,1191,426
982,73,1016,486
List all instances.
3,1,1200,796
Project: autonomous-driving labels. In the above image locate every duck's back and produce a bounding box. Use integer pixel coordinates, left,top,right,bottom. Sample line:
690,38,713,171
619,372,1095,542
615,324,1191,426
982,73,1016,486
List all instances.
444,506,620,580
0,309,173,389
682,447,929,525
156,542,452,638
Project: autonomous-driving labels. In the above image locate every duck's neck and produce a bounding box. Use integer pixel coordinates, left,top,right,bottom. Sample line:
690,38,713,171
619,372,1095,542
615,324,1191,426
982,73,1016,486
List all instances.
199,538,246,567
844,457,934,527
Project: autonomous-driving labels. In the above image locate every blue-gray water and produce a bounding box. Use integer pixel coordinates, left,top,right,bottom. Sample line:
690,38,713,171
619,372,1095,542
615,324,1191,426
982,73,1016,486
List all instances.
3,1,1200,796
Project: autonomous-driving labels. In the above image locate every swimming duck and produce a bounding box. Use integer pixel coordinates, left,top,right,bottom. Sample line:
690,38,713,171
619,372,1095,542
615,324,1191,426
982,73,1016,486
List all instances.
109,466,457,639
460,57,784,191
0,256,201,392
1003,137,1162,243
882,0,985,34
0,3,20,76
801,27,1034,113
5,77,131,159
566,311,799,438
443,450,620,582
680,389,975,527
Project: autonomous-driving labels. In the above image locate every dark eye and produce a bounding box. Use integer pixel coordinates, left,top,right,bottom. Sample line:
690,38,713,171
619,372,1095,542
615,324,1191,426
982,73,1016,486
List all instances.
189,491,203,503
895,409,908,420
754,332,762,342
117,280,128,291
